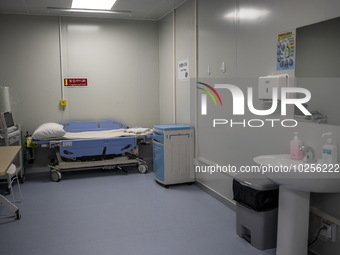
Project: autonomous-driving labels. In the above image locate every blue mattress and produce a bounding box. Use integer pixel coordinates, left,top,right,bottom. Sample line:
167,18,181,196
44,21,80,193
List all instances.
60,136,136,158
34,120,137,158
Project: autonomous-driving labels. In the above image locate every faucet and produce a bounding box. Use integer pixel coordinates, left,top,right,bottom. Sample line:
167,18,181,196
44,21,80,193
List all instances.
299,146,316,163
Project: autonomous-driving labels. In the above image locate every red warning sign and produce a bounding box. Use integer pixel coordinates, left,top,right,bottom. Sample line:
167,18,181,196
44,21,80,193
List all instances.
64,78,88,87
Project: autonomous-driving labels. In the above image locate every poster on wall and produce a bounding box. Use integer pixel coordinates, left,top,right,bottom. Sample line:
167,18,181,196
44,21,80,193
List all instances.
178,59,190,81
276,30,295,70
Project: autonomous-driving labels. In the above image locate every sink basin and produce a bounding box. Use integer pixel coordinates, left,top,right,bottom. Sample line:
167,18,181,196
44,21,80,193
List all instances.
254,154,340,193
254,154,340,255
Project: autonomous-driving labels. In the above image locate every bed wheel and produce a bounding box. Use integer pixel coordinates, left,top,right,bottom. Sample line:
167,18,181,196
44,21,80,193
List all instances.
16,210,21,220
19,175,26,184
138,164,148,174
51,170,62,182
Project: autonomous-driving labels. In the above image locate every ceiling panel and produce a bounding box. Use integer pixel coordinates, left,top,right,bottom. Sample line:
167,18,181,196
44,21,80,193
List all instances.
0,0,187,20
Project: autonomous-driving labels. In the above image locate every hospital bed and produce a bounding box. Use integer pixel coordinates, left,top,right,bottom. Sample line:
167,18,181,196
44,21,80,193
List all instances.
32,120,152,182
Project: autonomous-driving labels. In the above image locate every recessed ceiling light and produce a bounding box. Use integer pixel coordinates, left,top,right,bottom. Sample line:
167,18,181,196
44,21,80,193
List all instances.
71,0,117,10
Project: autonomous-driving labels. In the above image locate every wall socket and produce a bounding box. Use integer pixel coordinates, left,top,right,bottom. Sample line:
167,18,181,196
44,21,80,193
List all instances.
320,221,337,242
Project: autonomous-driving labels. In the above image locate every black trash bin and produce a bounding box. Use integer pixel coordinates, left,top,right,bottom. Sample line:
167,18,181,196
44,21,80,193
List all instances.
233,173,279,250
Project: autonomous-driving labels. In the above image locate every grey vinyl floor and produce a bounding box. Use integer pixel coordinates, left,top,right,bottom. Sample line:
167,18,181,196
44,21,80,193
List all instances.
0,168,276,255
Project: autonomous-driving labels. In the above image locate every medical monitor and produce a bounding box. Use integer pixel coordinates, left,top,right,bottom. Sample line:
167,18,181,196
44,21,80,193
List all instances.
0,111,16,132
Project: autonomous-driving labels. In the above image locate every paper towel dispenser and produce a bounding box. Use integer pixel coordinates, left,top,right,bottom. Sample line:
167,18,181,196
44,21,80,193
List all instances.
258,74,288,100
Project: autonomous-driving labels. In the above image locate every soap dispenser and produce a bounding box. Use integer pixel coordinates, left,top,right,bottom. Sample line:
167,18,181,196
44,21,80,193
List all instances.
321,132,338,164
290,132,304,160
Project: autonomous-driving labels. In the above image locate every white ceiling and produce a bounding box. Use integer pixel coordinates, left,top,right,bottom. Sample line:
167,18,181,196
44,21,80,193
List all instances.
0,0,187,20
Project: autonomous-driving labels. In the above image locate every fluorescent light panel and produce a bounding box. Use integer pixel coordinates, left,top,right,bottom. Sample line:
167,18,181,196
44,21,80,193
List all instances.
225,8,269,20
47,7,131,15
71,0,117,10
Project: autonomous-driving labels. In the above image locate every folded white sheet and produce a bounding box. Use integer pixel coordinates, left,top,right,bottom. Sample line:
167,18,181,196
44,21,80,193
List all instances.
62,128,152,140
125,127,152,134
63,129,127,139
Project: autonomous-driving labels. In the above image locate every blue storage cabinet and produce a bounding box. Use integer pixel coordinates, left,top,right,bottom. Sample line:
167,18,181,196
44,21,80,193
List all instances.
153,124,194,186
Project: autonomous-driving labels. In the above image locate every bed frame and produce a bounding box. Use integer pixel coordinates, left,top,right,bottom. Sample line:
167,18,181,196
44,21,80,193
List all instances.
33,120,150,182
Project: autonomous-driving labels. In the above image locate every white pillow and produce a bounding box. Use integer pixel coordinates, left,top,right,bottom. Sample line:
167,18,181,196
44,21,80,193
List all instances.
32,122,66,140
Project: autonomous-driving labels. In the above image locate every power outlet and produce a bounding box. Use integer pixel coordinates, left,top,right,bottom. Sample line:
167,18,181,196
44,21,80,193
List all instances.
320,221,337,242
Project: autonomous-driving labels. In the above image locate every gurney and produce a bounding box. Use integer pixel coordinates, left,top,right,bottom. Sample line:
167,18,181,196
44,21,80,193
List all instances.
32,120,152,182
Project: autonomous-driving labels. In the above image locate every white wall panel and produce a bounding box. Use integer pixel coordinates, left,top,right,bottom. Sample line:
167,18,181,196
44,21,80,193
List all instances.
0,15,62,131
0,15,159,132
195,1,340,253
175,0,195,124
158,13,175,124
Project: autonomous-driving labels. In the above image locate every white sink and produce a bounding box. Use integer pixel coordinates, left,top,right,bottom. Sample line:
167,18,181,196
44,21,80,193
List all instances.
254,154,340,193
254,154,340,255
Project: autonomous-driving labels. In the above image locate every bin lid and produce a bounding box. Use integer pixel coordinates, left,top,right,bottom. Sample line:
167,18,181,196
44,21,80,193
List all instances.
234,172,278,191
153,124,193,131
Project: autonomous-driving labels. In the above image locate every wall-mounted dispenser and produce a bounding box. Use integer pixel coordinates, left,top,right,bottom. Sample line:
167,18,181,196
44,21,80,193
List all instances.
258,74,288,100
